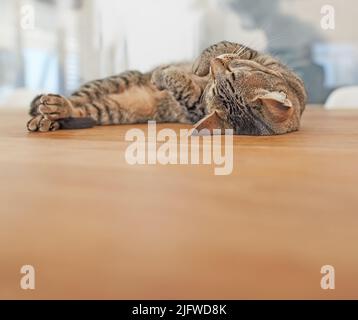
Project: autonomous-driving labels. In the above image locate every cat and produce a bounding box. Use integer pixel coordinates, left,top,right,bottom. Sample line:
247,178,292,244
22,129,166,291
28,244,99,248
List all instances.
27,41,307,135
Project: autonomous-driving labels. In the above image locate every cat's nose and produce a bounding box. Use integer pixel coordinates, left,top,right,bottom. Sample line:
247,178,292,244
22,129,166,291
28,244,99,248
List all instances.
210,58,228,77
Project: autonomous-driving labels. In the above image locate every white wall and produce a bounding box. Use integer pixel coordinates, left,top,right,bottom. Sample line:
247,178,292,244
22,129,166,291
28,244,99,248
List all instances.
282,0,358,42
91,0,200,73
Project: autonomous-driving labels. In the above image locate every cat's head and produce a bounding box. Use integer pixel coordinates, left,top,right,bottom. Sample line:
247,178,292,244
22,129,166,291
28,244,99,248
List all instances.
195,54,307,135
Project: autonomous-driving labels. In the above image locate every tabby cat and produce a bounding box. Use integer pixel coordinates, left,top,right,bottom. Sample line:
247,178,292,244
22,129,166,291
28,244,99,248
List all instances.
27,41,307,135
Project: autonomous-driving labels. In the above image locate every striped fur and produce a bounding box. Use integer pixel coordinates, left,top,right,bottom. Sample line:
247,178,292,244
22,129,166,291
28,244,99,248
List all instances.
27,41,306,135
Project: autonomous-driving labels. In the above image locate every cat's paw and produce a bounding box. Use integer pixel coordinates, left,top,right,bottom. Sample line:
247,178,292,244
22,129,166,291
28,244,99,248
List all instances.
152,66,190,94
192,44,221,77
36,94,72,120
192,56,210,77
27,115,60,132
193,41,238,76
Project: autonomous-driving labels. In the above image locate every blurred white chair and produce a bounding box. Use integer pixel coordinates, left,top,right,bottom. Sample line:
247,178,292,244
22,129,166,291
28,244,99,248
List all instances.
325,86,358,109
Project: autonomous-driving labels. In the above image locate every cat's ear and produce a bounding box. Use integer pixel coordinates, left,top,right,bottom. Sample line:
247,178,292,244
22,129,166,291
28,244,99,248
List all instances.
255,91,293,109
192,111,228,136
254,91,293,122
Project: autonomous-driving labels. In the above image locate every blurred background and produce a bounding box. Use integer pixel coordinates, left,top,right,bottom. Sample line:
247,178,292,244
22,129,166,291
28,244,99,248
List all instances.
1,0,358,107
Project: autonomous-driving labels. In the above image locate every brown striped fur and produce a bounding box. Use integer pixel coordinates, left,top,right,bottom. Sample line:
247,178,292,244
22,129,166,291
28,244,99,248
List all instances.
27,41,307,135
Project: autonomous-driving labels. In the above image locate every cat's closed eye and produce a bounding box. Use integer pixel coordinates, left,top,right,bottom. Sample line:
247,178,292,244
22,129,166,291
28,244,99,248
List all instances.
228,60,245,70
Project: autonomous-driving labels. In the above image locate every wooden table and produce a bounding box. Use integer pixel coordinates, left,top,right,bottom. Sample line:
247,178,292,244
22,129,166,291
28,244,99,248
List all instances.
0,107,357,300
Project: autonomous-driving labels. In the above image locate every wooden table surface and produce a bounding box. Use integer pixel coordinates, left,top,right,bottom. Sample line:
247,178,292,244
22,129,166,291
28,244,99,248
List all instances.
0,107,357,300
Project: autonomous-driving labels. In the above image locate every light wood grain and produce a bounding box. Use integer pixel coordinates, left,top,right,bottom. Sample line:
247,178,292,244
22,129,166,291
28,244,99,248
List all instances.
0,107,357,299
